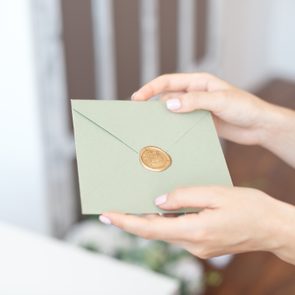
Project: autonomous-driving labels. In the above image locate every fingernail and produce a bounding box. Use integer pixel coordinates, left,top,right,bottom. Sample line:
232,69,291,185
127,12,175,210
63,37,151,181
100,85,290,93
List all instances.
131,92,137,100
99,215,112,225
155,194,167,206
166,98,181,110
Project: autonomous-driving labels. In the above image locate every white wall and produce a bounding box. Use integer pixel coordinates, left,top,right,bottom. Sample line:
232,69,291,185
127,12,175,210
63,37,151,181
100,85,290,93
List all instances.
218,0,295,90
0,1,50,233
269,0,295,79
219,0,273,90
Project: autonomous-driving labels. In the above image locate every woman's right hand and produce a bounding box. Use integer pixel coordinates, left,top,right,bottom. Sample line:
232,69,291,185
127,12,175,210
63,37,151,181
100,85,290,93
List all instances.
132,73,295,167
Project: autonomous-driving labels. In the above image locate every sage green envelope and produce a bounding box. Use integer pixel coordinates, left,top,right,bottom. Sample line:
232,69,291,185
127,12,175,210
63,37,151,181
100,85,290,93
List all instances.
71,100,232,214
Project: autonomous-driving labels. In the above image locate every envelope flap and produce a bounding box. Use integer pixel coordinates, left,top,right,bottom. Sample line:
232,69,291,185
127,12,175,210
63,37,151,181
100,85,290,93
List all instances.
71,100,209,152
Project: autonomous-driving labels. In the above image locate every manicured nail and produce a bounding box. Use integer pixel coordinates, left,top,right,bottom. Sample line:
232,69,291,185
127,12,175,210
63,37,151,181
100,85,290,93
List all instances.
99,215,112,225
155,194,167,206
166,98,181,110
131,92,137,100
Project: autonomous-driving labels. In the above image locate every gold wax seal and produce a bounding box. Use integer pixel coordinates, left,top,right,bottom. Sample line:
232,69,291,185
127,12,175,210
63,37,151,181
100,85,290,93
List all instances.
139,146,172,172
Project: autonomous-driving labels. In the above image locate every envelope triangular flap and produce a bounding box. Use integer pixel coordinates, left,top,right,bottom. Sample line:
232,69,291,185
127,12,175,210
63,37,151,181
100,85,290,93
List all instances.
72,100,209,152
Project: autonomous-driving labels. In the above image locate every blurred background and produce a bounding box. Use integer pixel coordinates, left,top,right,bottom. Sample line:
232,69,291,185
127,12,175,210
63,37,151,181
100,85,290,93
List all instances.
1,0,295,294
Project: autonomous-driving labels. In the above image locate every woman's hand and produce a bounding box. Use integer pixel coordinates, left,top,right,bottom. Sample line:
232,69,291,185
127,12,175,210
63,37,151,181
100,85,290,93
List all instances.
132,73,295,167
100,187,295,265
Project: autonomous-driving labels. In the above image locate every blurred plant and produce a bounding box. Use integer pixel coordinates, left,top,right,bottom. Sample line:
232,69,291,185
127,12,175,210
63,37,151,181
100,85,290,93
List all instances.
66,219,204,295
205,270,223,288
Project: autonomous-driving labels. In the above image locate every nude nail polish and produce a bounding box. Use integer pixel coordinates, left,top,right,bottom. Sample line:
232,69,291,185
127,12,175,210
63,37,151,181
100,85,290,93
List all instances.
166,98,181,110
155,194,167,206
99,215,112,225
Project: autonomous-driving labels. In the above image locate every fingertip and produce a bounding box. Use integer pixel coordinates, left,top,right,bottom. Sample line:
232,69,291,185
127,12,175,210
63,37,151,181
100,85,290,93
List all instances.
154,193,177,210
154,194,167,206
99,214,112,225
131,92,138,100
100,212,126,229
131,91,145,101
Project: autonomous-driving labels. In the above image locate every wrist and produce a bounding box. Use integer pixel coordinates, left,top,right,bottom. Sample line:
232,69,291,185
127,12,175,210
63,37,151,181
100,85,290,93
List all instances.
266,200,295,264
257,102,295,149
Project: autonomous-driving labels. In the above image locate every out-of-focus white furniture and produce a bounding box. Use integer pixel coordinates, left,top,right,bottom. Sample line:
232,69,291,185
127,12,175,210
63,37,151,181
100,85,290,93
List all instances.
0,223,179,295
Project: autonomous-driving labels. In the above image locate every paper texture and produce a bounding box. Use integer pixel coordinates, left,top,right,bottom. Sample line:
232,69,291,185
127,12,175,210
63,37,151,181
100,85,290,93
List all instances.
71,100,232,214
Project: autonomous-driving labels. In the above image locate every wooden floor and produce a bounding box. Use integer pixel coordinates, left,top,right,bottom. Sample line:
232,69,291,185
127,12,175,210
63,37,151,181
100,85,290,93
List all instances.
203,79,295,295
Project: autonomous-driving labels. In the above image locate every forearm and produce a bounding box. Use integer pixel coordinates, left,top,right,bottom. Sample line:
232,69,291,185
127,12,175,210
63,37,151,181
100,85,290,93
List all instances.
260,103,295,168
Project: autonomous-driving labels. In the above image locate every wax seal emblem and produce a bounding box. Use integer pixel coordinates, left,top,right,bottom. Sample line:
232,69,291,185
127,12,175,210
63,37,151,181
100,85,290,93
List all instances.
139,146,172,172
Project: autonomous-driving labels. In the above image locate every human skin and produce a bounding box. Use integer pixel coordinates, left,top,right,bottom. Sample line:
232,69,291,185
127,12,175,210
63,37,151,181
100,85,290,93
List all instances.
99,73,295,265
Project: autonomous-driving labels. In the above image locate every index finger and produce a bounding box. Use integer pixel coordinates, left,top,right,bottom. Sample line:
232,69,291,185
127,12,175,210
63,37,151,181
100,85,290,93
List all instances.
100,212,190,241
131,73,228,101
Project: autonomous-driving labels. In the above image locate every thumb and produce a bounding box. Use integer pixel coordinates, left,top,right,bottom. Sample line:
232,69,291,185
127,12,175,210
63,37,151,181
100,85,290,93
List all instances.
165,91,227,114
154,186,225,210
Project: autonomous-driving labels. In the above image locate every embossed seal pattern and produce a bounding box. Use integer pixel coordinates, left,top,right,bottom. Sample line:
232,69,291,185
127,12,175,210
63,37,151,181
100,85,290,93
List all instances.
139,146,172,172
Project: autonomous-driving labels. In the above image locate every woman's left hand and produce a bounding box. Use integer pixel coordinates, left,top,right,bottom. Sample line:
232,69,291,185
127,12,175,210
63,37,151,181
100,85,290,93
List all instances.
99,186,295,263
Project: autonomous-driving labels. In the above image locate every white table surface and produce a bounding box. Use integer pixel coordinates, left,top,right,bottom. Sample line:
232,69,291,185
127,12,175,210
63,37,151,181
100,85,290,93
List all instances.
0,222,179,295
